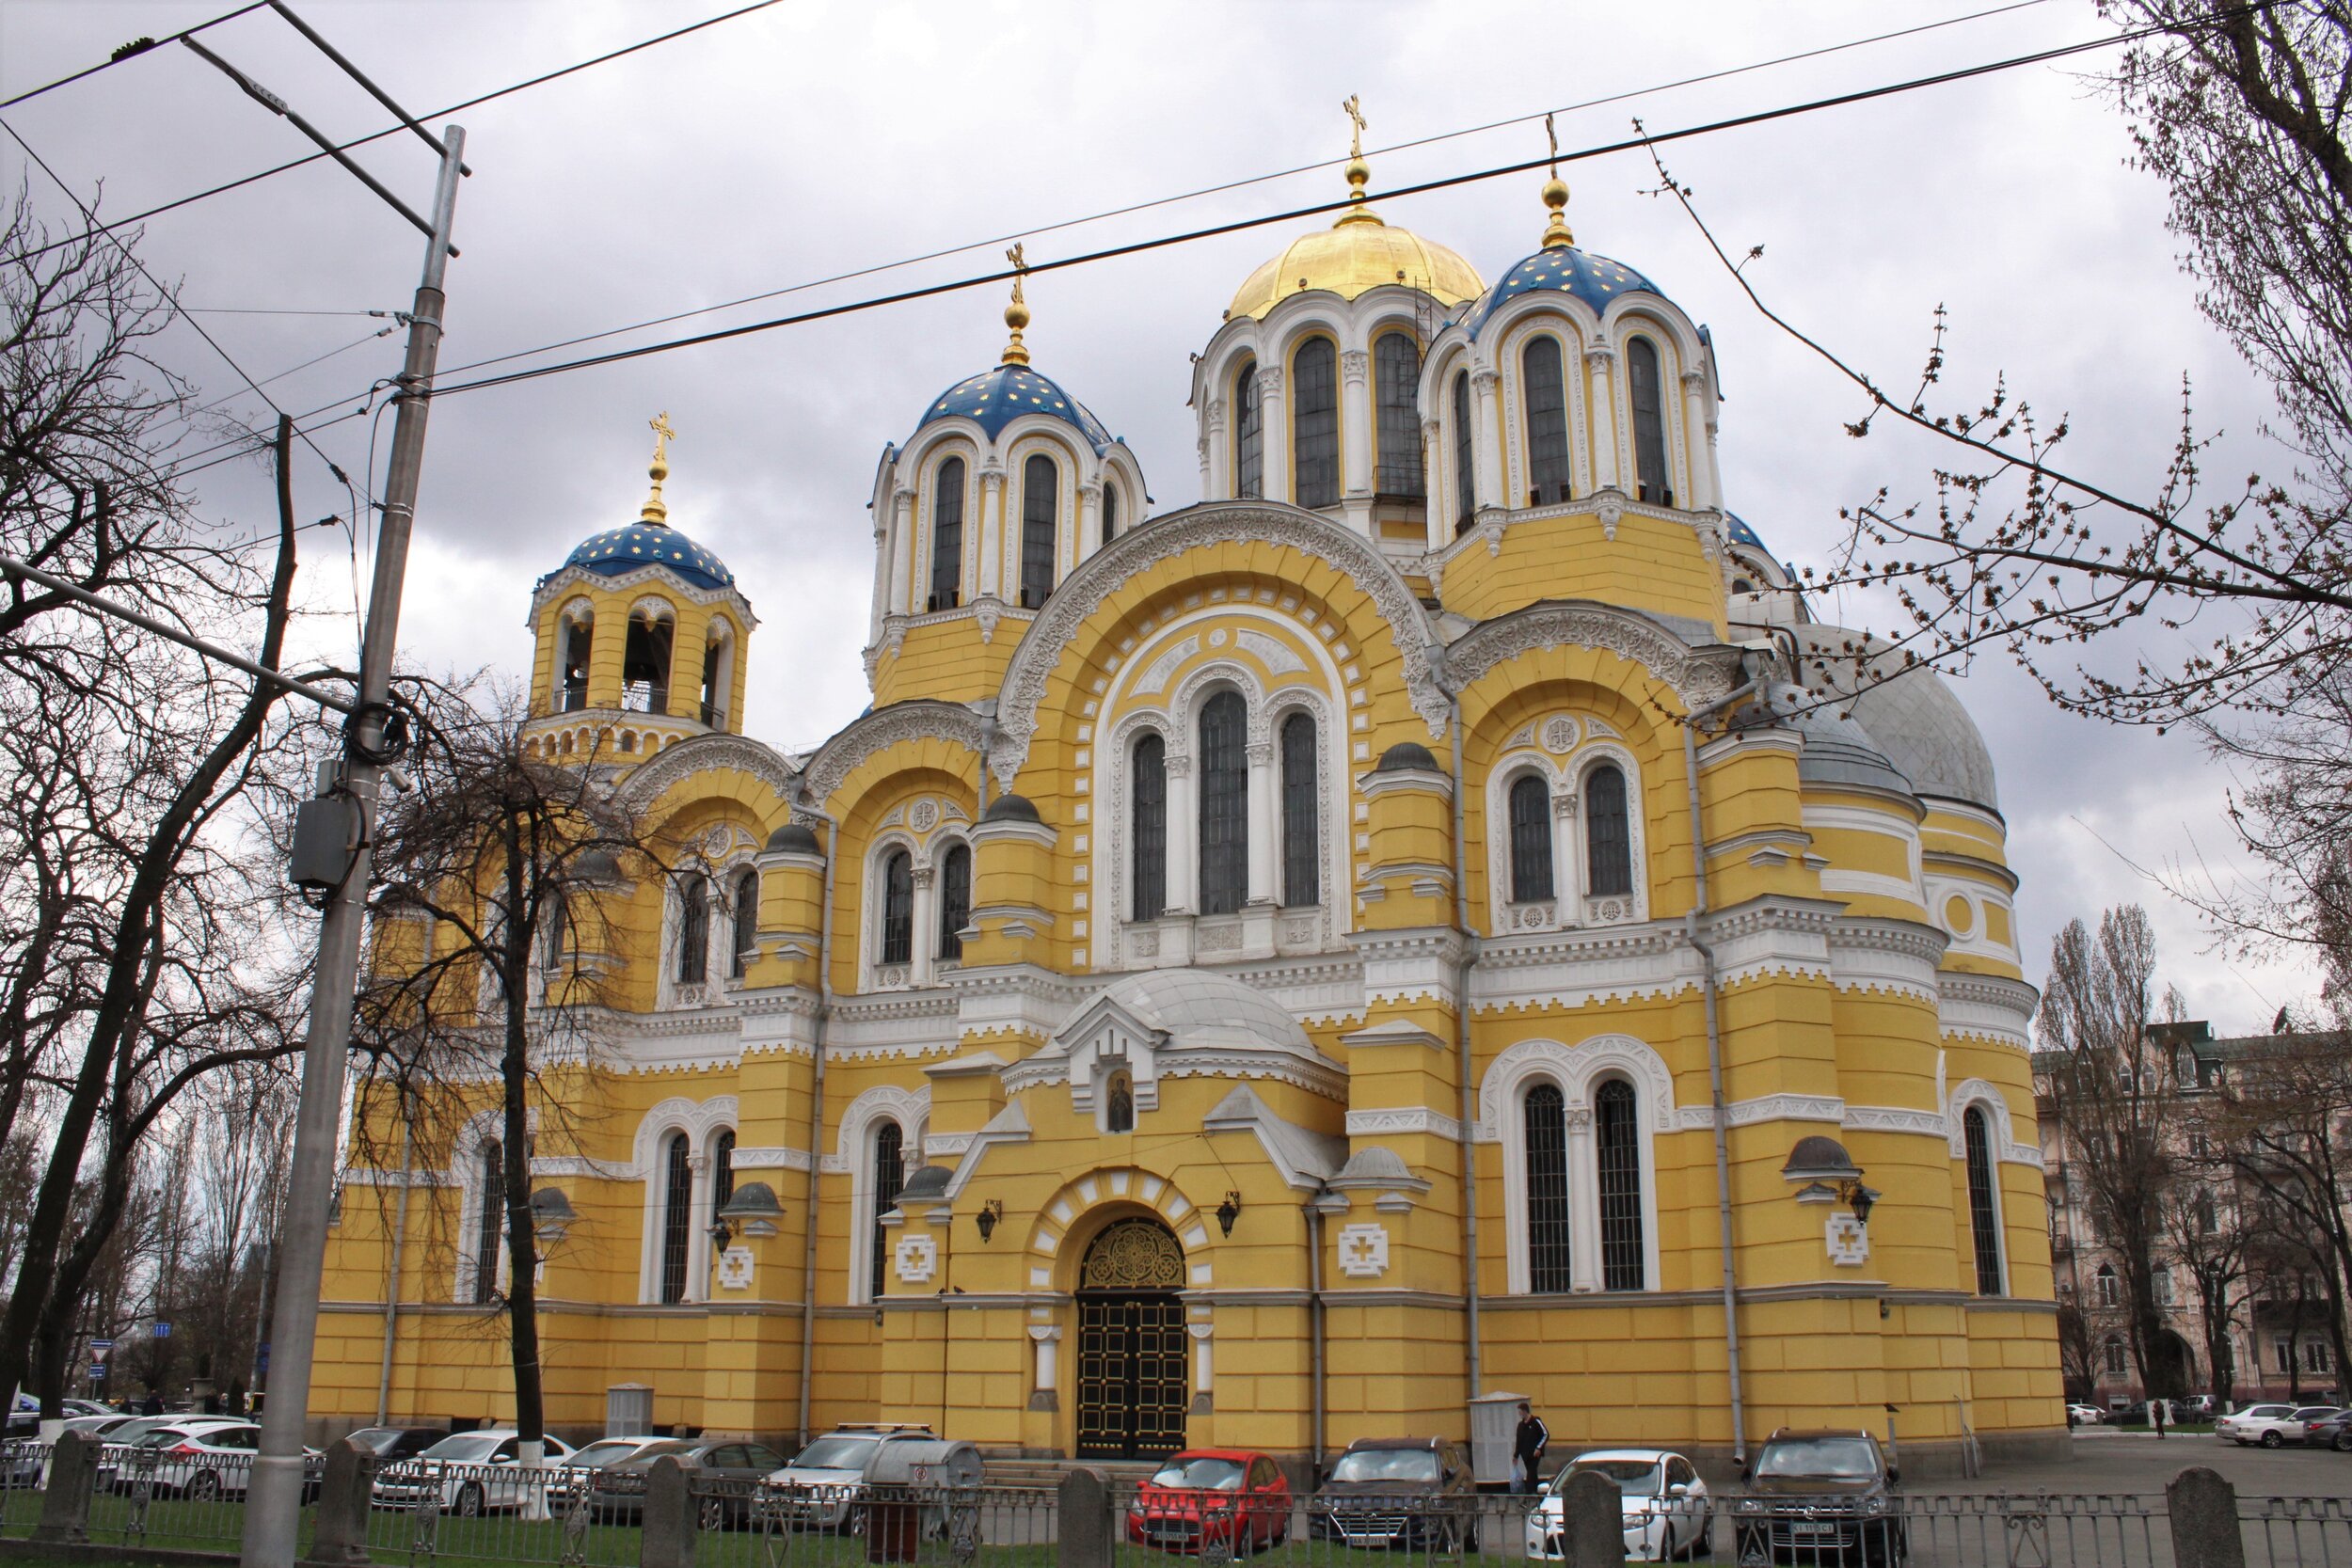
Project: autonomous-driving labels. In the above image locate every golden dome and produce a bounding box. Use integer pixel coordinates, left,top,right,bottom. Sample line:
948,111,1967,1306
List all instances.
1226,208,1486,322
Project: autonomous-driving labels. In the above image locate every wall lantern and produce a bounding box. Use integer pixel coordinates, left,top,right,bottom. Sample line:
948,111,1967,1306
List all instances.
975,1199,1005,1243
707,1218,734,1253
1845,1182,1882,1227
1216,1191,1243,1238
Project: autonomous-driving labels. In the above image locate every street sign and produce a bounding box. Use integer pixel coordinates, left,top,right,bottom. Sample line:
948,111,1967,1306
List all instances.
89,1341,110,1363
88,1363,107,1381
151,1322,170,1339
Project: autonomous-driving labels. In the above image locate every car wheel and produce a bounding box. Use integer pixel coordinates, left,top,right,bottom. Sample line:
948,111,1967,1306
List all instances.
2335,1432,2352,1453
187,1470,221,1502
2263,1431,2285,1449
456,1481,485,1517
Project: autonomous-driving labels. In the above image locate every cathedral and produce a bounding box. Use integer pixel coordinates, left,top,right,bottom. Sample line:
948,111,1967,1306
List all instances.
316,130,2064,1474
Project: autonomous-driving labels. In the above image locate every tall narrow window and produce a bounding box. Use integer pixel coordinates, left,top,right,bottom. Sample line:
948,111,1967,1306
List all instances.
561,618,592,712
675,874,708,985
1452,372,1475,530
730,867,758,979
473,1140,502,1305
1198,691,1248,915
1101,484,1120,546
700,639,725,726
1233,363,1263,499
713,1130,736,1214
1508,774,1554,903
1020,453,1057,608
1964,1106,2006,1296
660,1132,691,1305
1131,734,1167,922
1522,336,1571,506
2105,1337,2127,1376
622,612,674,714
1374,334,1423,498
869,1121,905,1301
1293,339,1339,509
1279,712,1318,908
929,457,965,610
1595,1079,1645,1291
938,844,971,961
879,850,914,966
542,891,568,977
2096,1263,2120,1308
1524,1085,1572,1293
1628,337,1671,505
1584,765,1632,898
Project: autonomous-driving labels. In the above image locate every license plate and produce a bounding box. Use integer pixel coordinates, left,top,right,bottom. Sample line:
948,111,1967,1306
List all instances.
1790,1522,1837,1536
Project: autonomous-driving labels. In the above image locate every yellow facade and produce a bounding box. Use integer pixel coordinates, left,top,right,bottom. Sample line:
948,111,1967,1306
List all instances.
319,177,2062,1477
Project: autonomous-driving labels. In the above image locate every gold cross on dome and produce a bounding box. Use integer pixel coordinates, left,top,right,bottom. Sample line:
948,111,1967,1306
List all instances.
649,410,675,465
1343,94,1367,158
1545,112,1559,175
1006,242,1027,305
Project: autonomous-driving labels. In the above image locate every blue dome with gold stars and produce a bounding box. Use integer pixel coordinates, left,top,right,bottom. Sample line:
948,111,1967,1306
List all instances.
918,364,1116,453
1726,514,1765,550
559,522,736,593
1466,246,1667,340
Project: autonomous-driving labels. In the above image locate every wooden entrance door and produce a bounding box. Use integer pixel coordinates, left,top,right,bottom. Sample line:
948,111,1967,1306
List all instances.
1073,1218,1188,1460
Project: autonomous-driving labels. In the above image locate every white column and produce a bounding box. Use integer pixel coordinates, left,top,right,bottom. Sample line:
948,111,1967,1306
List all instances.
1188,1322,1215,1402
1565,1109,1600,1291
1165,752,1196,914
911,865,936,987
1680,372,1712,512
890,485,916,613
1076,480,1103,566
1341,348,1373,499
686,1153,714,1303
1202,398,1227,499
1258,365,1290,505
1471,368,1504,515
977,465,1004,599
1586,348,1621,493
1245,740,1278,905
1551,790,1581,927
1422,417,1445,540
1028,1326,1062,1400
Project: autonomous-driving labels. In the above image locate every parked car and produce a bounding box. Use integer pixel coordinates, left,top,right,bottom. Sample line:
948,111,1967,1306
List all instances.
342,1426,453,1461
587,1437,790,1527
1306,1436,1473,1550
760,1424,937,1533
1126,1449,1291,1555
1729,1430,1904,1566
2177,1395,2220,1421
368,1429,578,1515
100,1421,321,1501
1530,1449,1710,1563
2301,1410,2352,1451
93,1417,248,1491
2219,1404,2340,1448
2065,1404,2104,1426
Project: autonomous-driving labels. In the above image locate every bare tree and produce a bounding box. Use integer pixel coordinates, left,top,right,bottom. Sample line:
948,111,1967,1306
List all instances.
2163,1148,2252,1403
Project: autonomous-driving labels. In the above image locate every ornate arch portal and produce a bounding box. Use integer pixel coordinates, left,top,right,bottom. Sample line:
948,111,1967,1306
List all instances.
1074,1217,1188,1460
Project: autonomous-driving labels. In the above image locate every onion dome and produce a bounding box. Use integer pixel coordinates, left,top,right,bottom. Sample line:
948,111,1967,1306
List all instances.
1788,627,2001,812
556,413,738,592
983,792,1041,823
1465,177,1668,340
1375,740,1439,772
764,822,822,855
1726,514,1766,550
916,252,1120,453
1226,103,1483,321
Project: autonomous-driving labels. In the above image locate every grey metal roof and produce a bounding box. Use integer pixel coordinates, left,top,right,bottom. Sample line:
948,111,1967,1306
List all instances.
1790,626,2000,812
1741,684,1917,800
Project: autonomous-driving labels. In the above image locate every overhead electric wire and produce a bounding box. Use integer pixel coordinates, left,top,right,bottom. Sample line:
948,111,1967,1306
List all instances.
0,1,268,111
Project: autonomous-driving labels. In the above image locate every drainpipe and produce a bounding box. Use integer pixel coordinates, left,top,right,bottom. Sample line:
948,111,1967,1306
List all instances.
1440,661,1486,1421
374,1108,414,1426
1305,1188,1328,1480
1681,672,1766,1465
794,815,838,1449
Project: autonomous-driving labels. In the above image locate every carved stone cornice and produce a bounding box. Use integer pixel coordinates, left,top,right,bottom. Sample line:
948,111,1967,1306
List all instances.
613,732,799,810
1442,599,1740,712
799,700,988,811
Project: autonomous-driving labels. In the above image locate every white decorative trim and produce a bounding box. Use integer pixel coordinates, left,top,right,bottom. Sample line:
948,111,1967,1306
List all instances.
801,701,988,810
895,1235,938,1285
1826,1213,1870,1266
1019,1165,1215,1291
1344,1107,1465,1141
716,1246,754,1291
729,1146,813,1172
1948,1077,2041,1168
631,1096,739,1305
613,732,798,810
839,1085,930,1305
1938,973,2039,1051
1336,1223,1391,1278
1481,1035,1669,1295
1671,1093,1844,1132
1476,1035,1677,1141
1442,600,1738,712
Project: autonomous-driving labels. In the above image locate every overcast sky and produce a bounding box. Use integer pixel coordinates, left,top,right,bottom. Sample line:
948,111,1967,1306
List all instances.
3,0,2316,1030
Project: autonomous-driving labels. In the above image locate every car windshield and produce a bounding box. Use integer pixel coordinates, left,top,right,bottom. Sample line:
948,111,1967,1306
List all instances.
1151,1457,1246,1491
568,1442,649,1469
1328,1449,1438,1484
1564,1460,1663,1496
628,1441,701,1463
2295,1408,2341,1420
791,1438,877,1471
1754,1439,1880,1481
418,1434,503,1463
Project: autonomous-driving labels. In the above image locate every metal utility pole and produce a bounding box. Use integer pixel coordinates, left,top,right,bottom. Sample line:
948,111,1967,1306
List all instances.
239,124,464,1568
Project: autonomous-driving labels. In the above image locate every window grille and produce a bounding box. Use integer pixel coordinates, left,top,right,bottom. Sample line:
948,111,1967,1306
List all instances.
930,457,964,610
1595,1079,1645,1290
675,874,708,985
473,1140,502,1304
938,844,971,960
660,1132,692,1304
1021,453,1057,608
1963,1106,2005,1295
870,1121,905,1300
1508,774,1553,902
1293,339,1339,509
1279,712,1318,908
1374,334,1424,498
561,621,591,711
1106,1074,1136,1133
1524,1084,1572,1292
1234,363,1263,499
1198,691,1249,914
1585,765,1633,897
714,1130,736,1212
1522,336,1572,505
1131,735,1167,921
880,851,914,965
731,868,758,978
1102,484,1120,546
1628,337,1672,505
1452,372,1475,530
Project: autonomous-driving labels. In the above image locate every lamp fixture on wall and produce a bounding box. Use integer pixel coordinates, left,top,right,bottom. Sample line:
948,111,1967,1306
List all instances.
1216,1191,1243,1238
975,1198,1004,1243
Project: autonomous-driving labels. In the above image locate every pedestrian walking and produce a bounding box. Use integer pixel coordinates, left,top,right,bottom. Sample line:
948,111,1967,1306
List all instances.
1514,1401,1549,1495
2153,1398,2168,1439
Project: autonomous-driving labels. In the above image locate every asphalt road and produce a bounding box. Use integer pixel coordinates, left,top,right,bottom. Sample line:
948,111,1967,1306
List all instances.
1982,1429,2352,1498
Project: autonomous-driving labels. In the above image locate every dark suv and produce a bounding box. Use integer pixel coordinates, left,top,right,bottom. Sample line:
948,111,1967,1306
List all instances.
1308,1437,1476,1550
1729,1429,1904,1565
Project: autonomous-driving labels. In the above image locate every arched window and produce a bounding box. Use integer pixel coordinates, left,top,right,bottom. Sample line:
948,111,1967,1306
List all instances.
622,610,674,715
1452,372,1475,531
730,867,758,979
1198,691,1249,915
1101,483,1120,546
1019,453,1057,608
675,874,708,986
1508,774,1553,903
472,1139,502,1305
1628,337,1671,505
1375,333,1423,498
2096,1262,2121,1307
1595,1079,1645,1291
2103,1336,2127,1376
660,1132,692,1305
1523,1084,1572,1294
560,617,592,712
1584,765,1633,898
713,1130,736,1214
699,629,730,727
1106,1073,1136,1134
1233,362,1263,499
879,850,914,966
1522,336,1571,505
541,891,568,977
1279,712,1318,908
929,456,964,610
1963,1105,2006,1296
1131,734,1167,922
938,844,971,961
869,1121,905,1301
1293,338,1339,509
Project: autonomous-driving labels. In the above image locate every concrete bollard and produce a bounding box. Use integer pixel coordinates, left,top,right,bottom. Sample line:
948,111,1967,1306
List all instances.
32,1429,96,1544
302,1438,378,1568
1559,1469,1626,1567
641,1455,699,1568
2168,1466,2247,1568
1057,1466,1114,1568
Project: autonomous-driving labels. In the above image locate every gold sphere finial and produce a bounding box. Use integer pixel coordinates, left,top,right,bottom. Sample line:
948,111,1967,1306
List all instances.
1336,93,1382,227
642,411,675,526
1001,242,1032,367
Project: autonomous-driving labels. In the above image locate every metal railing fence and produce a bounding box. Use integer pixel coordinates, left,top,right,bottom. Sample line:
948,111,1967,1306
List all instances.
366,1456,616,1568
685,1478,1059,1568
0,1437,44,1537
85,1441,262,1549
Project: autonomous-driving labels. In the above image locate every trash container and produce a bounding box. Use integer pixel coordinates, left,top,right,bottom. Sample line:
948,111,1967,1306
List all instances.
865,1441,983,1562
1468,1391,1531,1492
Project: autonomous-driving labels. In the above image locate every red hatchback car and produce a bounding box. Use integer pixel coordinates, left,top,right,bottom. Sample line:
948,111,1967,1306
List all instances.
1127,1449,1292,1555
